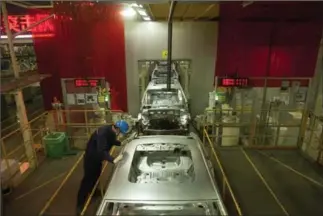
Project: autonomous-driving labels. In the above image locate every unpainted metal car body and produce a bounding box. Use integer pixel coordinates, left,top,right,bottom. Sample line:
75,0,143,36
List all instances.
150,62,179,81
96,133,227,216
137,79,190,135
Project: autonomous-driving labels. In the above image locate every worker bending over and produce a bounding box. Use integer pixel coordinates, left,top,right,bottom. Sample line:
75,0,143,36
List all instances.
76,120,129,215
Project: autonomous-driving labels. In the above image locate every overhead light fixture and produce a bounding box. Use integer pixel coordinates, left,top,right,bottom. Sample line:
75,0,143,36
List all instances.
142,16,151,21
131,3,143,8
137,10,147,16
120,7,136,17
0,34,54,39
1,34,32,39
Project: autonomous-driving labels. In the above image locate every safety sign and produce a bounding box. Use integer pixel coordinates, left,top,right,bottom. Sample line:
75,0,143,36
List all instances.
85,93,98,104
76,94,86,105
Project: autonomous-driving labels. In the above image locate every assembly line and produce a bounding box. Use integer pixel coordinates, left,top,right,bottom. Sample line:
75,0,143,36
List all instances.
1,1,323,216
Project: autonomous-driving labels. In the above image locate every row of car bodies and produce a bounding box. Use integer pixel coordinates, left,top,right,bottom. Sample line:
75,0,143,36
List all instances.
96,62,228,216
137,62,190,135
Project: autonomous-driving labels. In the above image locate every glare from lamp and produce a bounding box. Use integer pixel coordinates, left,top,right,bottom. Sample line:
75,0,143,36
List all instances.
1,34,33,39
120,8,136,17
143,16,151,21
138,10,147,16
131,3,143,8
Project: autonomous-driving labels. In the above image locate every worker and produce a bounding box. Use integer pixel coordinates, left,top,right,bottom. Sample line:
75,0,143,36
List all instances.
76,120,129,215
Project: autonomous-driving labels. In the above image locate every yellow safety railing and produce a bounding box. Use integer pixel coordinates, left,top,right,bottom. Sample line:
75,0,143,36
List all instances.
80,147,117,216
203,128,243,216
0,111,48,190
201,107,305,148
50,109,128,150
300,111,323,165
0,108,127,190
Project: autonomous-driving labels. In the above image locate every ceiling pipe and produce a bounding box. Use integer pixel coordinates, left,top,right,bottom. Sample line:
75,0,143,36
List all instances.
167,0,177,90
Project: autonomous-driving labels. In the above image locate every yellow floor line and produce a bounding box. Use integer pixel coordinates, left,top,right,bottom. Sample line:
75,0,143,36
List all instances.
38,152,85,216
15,172,66,200
241,148,289,216
257,150,323,188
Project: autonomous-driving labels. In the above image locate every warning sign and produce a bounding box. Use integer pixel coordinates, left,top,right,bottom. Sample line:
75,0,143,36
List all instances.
162,50,168,59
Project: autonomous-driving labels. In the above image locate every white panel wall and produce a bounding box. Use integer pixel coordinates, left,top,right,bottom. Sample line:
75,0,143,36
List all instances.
124,21,218,116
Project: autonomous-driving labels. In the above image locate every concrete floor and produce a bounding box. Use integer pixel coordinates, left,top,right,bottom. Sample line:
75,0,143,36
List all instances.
216,147,323,216
3,134,323,216
2,146,120,216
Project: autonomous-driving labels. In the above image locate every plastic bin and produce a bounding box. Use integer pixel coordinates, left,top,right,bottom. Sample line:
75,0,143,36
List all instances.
43,132,67,158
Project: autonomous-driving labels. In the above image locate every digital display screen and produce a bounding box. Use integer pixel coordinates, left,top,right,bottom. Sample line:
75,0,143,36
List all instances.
74,79,100,87
218,78,249,87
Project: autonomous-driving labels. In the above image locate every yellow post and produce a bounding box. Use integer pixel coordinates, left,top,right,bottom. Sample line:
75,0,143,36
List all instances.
1,2,35,168
1,140,13,188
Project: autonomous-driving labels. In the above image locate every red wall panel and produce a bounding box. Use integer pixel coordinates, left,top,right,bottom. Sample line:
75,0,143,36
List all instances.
216,2,323,87
32,2,127,111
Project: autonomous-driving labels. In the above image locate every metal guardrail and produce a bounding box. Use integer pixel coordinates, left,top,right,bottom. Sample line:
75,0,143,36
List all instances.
80,131,138,216
1,111,48,189
203,128,243,216
0,108,128,189
200,107,305,148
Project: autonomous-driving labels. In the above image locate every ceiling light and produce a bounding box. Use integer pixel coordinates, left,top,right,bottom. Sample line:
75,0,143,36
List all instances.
137,10,147,16
1,34,32,39
130,3,143,8
120,8,136,17
143,16,151,21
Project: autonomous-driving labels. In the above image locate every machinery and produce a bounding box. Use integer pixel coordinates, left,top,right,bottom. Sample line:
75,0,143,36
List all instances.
96,133,227,216
137,79,190,135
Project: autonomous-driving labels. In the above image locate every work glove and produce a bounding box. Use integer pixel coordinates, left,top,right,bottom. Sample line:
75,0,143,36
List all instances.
113,154,123,164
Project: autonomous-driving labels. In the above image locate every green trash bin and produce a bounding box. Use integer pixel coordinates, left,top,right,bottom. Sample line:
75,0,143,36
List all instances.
43,132,67,158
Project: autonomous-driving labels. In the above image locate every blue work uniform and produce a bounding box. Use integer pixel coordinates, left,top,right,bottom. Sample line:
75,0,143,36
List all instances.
76,125,121,211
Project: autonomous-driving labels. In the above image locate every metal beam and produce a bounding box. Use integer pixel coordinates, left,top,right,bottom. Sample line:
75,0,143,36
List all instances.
145,4,155,20
181,4,191,20
167,0,177,90
194,4,215,20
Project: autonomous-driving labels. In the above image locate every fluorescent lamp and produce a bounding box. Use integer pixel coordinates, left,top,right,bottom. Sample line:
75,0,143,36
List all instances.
1,34,32,39
142,16,151,21
120,8,136,17
131,3,143,8
0,34,54,39
137,10,147,16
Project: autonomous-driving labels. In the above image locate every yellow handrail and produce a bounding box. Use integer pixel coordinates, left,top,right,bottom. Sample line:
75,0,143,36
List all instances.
203,128,243,216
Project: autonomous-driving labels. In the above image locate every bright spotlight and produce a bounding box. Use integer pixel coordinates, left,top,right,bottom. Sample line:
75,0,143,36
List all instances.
143,16,151,21
120,8,136,17
137,10,147,16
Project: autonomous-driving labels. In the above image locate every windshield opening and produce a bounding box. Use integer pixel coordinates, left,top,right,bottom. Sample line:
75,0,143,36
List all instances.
143,89,184,106
102,202,220,216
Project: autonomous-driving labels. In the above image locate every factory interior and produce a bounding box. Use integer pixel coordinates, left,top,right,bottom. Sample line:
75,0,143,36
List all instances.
1,1,323,216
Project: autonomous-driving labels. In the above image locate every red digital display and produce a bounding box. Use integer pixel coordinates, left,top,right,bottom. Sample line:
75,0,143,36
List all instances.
1,14,54,35
219,78,249,87
74,79,100,87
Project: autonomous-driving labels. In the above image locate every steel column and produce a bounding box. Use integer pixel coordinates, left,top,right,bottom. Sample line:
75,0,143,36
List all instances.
1,2,35,168
167,1,177,90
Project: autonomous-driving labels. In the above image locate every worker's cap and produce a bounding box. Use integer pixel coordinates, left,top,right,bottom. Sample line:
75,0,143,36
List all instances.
114,120,129,134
